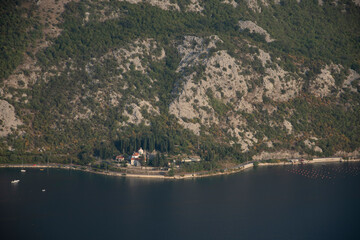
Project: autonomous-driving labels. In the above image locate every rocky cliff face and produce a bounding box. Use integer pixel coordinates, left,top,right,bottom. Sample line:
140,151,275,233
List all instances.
169,34,305,152
0,100,22,137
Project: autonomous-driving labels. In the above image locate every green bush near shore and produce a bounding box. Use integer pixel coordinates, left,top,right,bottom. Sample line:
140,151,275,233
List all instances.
167,169,175,176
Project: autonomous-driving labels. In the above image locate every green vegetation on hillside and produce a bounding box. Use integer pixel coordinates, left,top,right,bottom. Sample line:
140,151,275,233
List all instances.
0,0,41,81
1,0,360,167
256,0,360,70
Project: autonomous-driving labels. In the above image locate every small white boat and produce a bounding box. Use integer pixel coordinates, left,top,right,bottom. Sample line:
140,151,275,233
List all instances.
11,180,20,184
42,189,46,192
21,160,25,172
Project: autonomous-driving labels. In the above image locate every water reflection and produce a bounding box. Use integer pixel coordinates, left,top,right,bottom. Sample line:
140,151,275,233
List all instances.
1,162,360,240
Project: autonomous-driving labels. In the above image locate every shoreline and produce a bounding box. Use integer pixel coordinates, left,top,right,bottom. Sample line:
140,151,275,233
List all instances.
1,158,359,180
0,163,252,180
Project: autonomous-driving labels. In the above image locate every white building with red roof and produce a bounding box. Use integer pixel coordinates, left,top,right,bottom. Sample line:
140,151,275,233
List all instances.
131,152,140,166
115,155,125,162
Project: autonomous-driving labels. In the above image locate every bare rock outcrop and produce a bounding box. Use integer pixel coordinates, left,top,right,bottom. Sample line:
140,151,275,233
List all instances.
283,120,293,134
170,36,250,135
86,39,165,77
228,129,258,152
304,138,323,153
309,64,339,98
335,149,360,157
252,150,305,161
170,35,303,147
258,49,303,101
238,21,274,43
243,0,270,13
0,100,22,137
119,0,180,11
186,0,204,12
222,0,238,7
343,69,360,92
123,101,159,125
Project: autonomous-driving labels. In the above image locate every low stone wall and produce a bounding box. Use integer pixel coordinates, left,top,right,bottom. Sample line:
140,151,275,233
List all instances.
242,163,254,169
311,157,342,163
125,173,165,179
258,162,294,166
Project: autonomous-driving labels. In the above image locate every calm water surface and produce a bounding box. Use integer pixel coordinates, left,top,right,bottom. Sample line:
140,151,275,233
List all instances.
1,163,360,240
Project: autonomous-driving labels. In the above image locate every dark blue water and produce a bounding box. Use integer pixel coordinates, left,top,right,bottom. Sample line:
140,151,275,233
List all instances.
1,163,360,240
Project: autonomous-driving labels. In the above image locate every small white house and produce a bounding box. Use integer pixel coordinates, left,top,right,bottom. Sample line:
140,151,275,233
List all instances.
130,152,140,165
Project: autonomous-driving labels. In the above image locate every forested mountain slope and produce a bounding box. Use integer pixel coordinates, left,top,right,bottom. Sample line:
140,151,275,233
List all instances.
1,0,360,167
